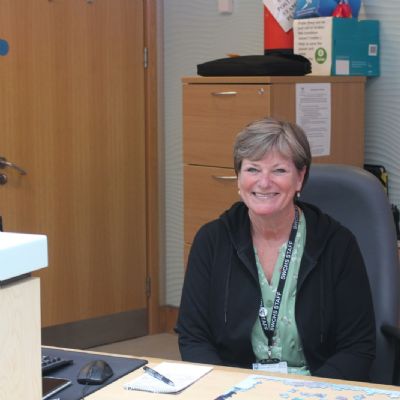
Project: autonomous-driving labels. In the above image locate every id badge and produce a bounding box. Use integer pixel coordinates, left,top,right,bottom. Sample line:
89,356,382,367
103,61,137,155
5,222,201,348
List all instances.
252,361,288,374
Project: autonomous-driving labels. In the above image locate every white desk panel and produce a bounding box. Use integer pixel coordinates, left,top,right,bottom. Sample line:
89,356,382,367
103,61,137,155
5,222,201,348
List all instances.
0,232,48,280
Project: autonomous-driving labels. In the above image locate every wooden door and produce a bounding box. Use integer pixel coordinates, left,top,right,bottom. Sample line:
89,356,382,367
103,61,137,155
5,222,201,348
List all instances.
0,0,150,342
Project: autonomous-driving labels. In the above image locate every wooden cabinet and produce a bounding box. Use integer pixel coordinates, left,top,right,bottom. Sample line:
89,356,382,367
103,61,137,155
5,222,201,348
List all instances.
183,76,366,251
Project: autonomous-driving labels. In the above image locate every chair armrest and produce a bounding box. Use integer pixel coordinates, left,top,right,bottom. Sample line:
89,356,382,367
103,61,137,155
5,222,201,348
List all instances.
381,323,400,341
381,324,400,386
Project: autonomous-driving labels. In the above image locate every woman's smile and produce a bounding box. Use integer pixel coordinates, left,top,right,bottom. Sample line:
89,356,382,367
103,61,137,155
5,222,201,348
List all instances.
251,191,278,199
237,150,305,218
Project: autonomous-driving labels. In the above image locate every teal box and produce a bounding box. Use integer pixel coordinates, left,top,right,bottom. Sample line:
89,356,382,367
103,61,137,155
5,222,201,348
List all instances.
332,18,379,76
294,17,379,76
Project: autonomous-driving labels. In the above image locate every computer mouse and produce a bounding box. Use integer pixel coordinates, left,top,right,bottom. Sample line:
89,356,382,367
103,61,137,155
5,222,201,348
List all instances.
77,359,114,385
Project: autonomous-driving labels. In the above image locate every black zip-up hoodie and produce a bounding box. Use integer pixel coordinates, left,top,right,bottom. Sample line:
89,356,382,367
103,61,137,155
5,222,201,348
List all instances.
176,201,376,382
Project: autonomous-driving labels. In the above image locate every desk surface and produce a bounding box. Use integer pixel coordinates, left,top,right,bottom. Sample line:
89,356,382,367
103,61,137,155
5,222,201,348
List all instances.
83,353,400,400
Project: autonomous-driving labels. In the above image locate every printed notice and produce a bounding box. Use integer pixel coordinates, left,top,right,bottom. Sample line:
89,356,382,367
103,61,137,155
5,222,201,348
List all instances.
296,83,331,157
263,0,296,32
293,17,333,76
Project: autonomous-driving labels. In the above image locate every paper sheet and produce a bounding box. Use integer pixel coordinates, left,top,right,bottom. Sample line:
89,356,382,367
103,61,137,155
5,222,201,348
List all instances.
263,0,297,32
296,83,331,157
123,362,213,393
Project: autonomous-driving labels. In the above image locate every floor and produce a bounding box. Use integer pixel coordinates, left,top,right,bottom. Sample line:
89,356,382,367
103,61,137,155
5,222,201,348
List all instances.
89,333,181,361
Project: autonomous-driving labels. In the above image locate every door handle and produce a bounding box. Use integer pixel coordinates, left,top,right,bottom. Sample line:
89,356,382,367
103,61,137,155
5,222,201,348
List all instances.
0,157,27,175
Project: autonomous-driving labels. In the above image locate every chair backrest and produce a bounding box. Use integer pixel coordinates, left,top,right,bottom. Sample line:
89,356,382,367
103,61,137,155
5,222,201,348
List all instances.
301,164,400,384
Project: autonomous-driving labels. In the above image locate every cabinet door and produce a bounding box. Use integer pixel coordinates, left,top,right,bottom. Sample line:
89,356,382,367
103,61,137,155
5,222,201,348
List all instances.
183,84,271,168
184,165,239,243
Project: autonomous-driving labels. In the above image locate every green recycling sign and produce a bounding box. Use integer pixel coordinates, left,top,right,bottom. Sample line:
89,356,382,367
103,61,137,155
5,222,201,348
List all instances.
315,47,328,64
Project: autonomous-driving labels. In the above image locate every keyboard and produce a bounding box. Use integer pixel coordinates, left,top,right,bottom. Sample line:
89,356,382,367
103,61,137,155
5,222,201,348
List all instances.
42,354,73,374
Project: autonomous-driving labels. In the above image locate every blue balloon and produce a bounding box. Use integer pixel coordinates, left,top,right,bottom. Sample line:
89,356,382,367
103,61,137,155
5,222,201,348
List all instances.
349,0,361,17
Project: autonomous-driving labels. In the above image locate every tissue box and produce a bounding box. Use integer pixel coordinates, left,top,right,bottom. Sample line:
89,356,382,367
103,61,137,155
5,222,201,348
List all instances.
294,17,379,76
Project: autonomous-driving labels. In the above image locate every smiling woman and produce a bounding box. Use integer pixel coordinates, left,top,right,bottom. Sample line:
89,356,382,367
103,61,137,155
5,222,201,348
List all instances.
234,119,309,282
176,117,376,383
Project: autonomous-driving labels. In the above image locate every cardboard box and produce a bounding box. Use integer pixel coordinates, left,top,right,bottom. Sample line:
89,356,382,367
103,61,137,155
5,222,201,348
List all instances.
294,17,379,76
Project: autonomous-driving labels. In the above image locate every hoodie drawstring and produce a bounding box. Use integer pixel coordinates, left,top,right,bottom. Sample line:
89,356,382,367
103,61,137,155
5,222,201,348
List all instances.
319,268,325,344
224,250,233,324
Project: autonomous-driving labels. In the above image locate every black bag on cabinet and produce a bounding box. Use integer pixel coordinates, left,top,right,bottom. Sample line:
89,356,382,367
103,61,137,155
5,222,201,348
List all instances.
197,54,312,77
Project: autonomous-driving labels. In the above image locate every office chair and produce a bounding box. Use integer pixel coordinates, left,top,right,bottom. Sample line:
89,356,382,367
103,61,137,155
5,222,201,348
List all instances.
301,164,400,385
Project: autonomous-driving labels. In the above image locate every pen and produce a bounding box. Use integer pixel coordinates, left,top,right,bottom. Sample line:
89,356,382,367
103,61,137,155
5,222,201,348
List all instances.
143,366,175,386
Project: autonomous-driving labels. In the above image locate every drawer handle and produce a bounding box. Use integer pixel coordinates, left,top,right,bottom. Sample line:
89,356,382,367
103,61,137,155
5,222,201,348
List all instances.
211,91,238,97
212,175,237,181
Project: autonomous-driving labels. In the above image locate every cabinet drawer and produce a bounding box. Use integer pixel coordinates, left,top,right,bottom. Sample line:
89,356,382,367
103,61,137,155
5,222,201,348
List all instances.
184,164,239,244
183,84,272,168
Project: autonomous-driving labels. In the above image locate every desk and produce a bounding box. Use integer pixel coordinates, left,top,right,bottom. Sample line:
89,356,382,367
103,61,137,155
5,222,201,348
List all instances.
83,353,400,400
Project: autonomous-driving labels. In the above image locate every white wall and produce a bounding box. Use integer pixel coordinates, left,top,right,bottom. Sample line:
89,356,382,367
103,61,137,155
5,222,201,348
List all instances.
163,0,400,306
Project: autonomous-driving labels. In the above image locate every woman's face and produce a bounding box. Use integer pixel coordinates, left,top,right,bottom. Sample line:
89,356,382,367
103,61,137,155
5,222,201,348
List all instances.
237,150,306,219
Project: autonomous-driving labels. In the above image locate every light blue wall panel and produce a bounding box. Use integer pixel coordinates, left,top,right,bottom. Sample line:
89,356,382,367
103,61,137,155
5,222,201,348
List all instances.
164,1,263,306
361,2,400,205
